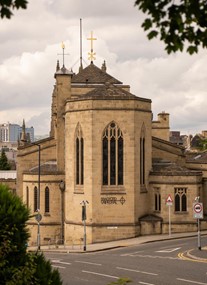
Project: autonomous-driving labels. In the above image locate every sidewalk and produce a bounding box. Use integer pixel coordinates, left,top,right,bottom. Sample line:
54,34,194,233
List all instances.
29,231,207,261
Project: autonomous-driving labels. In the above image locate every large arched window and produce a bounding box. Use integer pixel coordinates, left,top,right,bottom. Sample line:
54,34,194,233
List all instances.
45,186,50,213
140,124,146,186
102,122,123,186
75,123,84,185
34,186,38,212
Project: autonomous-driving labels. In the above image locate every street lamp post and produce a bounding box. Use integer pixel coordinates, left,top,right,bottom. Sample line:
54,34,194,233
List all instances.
80,200,89,251
31,142,41,250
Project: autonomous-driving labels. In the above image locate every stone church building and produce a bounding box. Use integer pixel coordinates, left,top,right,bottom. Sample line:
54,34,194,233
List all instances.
17,56,207,246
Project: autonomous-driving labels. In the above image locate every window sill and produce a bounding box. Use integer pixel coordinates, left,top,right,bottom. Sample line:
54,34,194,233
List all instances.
44,213,50,216
74,185,84,194
101,186,126,194
140,185,147,193
174,211,188,214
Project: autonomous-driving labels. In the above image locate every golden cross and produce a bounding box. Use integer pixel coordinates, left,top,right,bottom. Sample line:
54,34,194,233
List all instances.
87,31,97,62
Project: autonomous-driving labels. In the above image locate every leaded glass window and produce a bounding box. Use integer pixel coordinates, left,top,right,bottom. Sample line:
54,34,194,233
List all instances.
75,123,84,185
102,122,123,186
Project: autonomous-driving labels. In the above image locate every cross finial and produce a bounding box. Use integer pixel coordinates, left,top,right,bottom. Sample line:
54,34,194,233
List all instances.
87,31,97,63
57,42,69,68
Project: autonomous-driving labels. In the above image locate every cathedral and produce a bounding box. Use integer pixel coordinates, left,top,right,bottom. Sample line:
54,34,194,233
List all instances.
17,43,207,246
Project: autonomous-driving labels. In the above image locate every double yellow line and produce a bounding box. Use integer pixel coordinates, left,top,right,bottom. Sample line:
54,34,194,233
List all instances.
178,249,207,263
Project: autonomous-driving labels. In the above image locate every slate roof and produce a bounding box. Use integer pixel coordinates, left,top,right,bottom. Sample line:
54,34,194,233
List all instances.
151,159,202,175
186,151,207,163
77,83,137,100
72,63,122,84
28,161,59,174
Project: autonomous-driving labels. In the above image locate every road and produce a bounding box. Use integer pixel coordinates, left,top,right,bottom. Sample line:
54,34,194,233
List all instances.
45,237,207,285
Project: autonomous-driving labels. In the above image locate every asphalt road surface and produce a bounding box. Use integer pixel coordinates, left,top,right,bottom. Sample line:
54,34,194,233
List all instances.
45,237,207,285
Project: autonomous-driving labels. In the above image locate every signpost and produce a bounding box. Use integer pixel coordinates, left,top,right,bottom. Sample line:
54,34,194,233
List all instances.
193,199,203,250
80,200,89,251
35,210,42,251
166,195,173,236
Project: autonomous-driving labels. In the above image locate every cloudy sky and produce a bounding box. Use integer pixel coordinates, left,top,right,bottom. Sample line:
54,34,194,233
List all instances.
0,0,207,136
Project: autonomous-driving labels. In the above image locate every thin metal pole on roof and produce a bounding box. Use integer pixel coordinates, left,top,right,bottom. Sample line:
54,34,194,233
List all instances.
80,18,83,70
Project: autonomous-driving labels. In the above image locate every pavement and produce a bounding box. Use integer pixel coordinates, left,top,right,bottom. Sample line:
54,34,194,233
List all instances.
28,231,207,262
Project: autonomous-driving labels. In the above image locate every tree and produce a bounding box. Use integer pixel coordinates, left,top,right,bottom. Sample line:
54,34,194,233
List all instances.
134,0,207,54
0,184,62,284
0,148,11,170
0,0,28,19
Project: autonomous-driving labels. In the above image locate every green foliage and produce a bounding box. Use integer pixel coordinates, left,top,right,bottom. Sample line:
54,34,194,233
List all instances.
0,0,28,19
108,277,132,285
0,149,11,170
0,185,62,284
34,253,62,285
134,0,207,54
199,138,207,150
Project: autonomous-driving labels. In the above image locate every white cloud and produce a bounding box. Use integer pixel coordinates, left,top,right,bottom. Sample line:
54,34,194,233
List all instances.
0,0,207,136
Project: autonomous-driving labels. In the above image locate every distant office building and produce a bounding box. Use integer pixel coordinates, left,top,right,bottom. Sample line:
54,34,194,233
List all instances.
0,123,34,143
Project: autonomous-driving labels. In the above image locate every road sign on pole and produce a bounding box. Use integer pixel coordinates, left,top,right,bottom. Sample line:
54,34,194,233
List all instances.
166,194,173,206
166,195,173,236
193,202,203,219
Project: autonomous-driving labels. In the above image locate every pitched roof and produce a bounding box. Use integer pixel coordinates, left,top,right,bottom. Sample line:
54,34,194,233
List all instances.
72,63,122,84
78,83,137,100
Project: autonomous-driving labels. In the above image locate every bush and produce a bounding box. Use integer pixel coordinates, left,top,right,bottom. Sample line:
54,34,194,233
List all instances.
0,185,62,284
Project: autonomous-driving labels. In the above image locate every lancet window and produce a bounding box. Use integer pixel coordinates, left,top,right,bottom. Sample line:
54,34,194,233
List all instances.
75,123,84,185
140,124,146,186
34,186,38,212
45,186,50,213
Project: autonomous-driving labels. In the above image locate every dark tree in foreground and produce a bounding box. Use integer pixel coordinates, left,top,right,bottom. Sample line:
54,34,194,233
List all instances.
0,149,11,170
134,0,207,54
0,0,28,18
0,185,62,284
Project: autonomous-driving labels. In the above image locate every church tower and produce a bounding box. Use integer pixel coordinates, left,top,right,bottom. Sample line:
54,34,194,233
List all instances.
52,44,73,172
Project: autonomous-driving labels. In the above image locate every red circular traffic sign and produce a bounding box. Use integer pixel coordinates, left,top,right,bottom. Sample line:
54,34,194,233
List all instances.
194,203,202,213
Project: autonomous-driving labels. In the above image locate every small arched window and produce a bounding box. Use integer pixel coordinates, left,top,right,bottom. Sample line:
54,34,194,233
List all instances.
102,122,123,186
75,123,84,185
45,186,50,213
34,186,38,212
26,186,29,209
174,188,187,212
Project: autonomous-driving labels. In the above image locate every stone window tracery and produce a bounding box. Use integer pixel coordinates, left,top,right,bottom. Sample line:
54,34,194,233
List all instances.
175,187,187,212
102,122,123,186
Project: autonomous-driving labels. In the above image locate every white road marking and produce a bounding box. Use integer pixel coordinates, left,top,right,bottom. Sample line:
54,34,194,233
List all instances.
51,260,71,265
116,266,158,276
139,281,155,285
177,278,207,285
75,260,102,266
52,265,66,269
156,247,181,253
121,251,144,256
82,270,119,279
